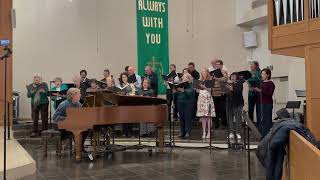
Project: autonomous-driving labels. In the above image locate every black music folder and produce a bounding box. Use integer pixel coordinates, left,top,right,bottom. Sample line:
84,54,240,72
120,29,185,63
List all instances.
238,70,252,80
193,80,214,89
97,80,107,88
210,69,223,78
47,90,68,97
64,83,76,89
168,81,189,89
161,72,183,81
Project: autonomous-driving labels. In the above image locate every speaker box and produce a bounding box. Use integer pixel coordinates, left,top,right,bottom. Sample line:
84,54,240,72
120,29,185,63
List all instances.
243,31,258,48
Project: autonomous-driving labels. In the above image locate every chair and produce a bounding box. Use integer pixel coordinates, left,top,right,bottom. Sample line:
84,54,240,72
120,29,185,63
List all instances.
41,129,62,157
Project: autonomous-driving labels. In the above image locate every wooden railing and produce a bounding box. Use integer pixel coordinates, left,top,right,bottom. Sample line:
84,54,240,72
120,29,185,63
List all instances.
282,131,320,180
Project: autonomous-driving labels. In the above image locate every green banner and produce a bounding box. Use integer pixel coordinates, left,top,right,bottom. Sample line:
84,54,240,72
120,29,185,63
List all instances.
136,0,169,94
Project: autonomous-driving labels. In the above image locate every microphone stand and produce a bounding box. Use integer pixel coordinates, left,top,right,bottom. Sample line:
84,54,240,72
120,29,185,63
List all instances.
1,45,12,180
49,81,53,125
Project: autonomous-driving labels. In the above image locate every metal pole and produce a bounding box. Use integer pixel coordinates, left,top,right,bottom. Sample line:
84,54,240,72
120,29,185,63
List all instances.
247,126,251,180
7,103,10,140
3,56,8,180
169,104,172,146
49,81,52,124
138,124,141,145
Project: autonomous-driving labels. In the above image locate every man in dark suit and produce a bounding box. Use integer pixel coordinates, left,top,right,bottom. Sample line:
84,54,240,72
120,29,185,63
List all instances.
79,69,90,101
188,62,200,80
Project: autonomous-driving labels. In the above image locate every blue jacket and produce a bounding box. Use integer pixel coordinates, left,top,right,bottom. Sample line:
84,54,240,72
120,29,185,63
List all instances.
53,99,81,124
256,119,320,180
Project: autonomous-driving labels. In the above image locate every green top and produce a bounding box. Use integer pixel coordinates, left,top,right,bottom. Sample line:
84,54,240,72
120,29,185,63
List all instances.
52,84,68,109
176,84,195,103
247,69,261,97
27,82,49,106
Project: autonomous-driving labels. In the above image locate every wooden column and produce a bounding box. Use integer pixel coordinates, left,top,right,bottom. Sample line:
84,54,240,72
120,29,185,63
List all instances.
305,45,320,139
0,0,13,126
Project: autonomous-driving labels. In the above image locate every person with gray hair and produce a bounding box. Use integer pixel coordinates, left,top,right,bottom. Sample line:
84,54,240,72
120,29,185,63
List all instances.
53,88,88,152
26,74,49,137
52,77,68,110
144,66,159,96
127,66,142,88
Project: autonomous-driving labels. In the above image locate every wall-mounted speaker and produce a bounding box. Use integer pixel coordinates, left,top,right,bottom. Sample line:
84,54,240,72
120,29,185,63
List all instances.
243,31,257,48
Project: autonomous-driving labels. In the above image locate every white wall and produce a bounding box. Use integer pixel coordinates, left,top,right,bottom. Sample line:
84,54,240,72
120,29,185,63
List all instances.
237,3,306,112
13,0,247,119
235,0,267,25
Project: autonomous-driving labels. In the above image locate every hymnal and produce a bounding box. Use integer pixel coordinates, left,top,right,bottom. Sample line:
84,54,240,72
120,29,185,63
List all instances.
161,72,181,81
210,69,223,78
47,90,68,97
114,85,132,93
128,75,137,84
237,70,252,80
193,80,214,89
168,81,189,89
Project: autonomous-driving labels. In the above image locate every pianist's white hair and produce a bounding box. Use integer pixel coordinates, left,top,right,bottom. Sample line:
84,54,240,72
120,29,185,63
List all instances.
67,88,80,100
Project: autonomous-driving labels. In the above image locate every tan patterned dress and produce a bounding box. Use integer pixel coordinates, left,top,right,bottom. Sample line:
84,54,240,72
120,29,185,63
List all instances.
196,89,215,117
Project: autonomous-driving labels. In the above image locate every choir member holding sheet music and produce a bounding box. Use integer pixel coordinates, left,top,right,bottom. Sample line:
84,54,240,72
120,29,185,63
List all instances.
26,74,49,137
144,66,159,97
118,72,136,137
138,78,156,137
51,77,68,110
225,72,245,143
174,73,195,139
209,59,228,128
194,68,215,139
164,64,181,120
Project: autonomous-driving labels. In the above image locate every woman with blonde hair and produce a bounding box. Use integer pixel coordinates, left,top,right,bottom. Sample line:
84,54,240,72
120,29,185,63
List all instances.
196,68,215,139
26,74,49,137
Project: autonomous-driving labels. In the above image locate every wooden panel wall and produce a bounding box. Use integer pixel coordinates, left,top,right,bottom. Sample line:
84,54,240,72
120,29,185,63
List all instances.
305,45,320,139
0,0,13,125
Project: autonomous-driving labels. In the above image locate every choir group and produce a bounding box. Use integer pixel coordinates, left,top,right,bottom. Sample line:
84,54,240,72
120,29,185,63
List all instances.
26,58,275,145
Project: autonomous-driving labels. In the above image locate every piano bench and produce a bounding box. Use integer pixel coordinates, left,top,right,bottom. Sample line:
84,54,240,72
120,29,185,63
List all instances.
41,129,62,157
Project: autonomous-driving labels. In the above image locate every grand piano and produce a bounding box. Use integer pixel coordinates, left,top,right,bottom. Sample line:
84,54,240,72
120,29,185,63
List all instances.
58,89,168,161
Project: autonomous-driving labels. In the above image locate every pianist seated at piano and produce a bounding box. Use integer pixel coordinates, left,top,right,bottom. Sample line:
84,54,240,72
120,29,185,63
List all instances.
51,77,68,110
52,88,88,152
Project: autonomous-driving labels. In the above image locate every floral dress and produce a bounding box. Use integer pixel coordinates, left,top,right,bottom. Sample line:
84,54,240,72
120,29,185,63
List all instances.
196,89,215,118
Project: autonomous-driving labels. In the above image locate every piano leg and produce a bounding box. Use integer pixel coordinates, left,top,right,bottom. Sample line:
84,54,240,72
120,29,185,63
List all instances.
71,130,83,162
158,127,164,152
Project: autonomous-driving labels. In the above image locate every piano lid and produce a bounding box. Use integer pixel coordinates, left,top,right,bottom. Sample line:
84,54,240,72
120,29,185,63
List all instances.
87,90,167,106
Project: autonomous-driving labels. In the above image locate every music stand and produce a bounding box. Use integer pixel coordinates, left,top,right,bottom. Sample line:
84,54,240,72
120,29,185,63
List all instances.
242,111,262,180
285,101,301,118
295,90,306,125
